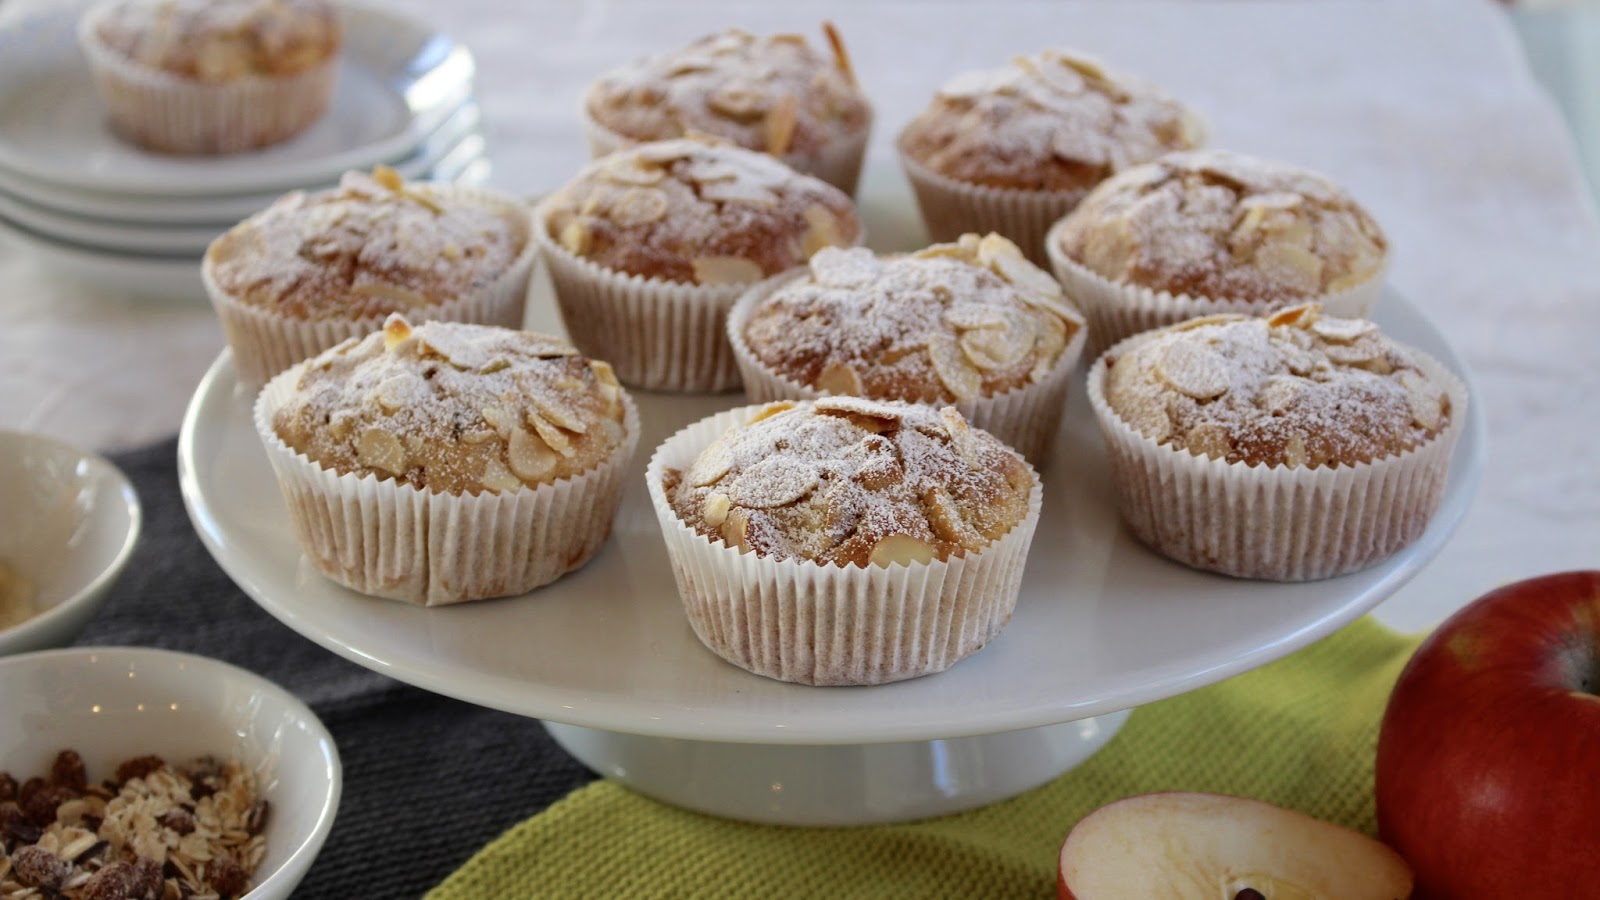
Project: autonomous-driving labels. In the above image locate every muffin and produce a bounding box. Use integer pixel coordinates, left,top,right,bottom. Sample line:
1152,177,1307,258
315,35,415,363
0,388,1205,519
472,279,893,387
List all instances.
1050,149,1390,351
582,25,872,194
257,315,639,606
204,166,535,391
898,50,1204,264
648,397,1042,685
533,138,863,392
78,0,341,154
1087,303,1467,581
728,233,1087,463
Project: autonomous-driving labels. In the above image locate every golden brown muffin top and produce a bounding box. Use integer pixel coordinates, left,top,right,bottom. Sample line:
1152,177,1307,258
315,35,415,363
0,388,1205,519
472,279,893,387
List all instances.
897,50,1203,193
207,167,526,320
541,138,861,285
666,398,1033,567
273,316,630,495
91,0,340,81
585,26,870,160
1101,304,1449,468
1057,150,1389,302
743,234,1085,403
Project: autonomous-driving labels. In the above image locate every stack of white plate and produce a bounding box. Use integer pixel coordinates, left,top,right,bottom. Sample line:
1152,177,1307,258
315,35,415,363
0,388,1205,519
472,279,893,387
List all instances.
0,3,487,300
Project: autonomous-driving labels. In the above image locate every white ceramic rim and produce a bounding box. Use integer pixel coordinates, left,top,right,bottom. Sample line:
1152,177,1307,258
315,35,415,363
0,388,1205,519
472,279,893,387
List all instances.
0,430,141,655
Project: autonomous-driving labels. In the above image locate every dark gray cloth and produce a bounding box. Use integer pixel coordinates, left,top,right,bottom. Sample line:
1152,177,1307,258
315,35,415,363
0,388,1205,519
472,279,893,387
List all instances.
81,438,599,899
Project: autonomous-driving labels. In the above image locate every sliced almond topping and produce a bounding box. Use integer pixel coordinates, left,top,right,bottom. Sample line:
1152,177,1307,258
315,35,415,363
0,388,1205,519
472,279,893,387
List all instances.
1309,316,1378,343
589,358,620,387
922,485,980,548
601,156,665,186
982,236,1066,301
822,21,857,87
729,459,819,508
939,407,982,466
703,492,732,527
801,204,845,257
1255,242,1324,294
688,436,735,487
960,324,1031,372
699,179,779,206
814,360,864,395
1265,304,1320,329
558,219,592,256
1030,311,1068,381
1398,369,1444,430
607,187,670,226
765,93,798,156
373,373,418,412
634,142,696,164
402,187,445,215
1282,432,1309,468
928,333,983,401
372,165,404,191
721,508,751,552
1257,376,1301,413
480,457,525,493
682,159,741,184
459,428,497,445
814,395,903,422
1323,338,1384,366
358,280,431,308
508,427,558,482
944,302,1010,331
480,406,514,438
356,428,408,476
1156,341,1230,401
708,82,768,120
533,396,588,435
526,410,576,458
691,255,765,285
746,401,796,425
1184,421,1231,460
868,534,938,568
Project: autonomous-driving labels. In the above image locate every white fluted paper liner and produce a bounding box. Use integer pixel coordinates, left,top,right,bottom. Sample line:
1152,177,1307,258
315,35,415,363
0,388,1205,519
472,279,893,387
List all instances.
77,6,337,155
532,198,865,394
579,91,873,196
896,142,1090,267
1046,216,1388,356
253,364,641,606
1085,337,1467,582
205,187,537,392
724,273,1089,466
646,404,1043,686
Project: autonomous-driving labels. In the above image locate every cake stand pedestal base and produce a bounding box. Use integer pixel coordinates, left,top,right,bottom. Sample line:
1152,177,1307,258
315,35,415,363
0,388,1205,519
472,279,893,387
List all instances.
544,710,1131,826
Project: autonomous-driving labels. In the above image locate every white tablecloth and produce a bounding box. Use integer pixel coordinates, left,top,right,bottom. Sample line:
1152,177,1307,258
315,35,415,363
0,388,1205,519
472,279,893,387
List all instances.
2,0,1595,632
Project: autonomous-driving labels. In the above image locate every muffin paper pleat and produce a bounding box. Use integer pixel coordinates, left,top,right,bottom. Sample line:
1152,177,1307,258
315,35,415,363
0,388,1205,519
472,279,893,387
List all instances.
1085,339,1466,582
1046,215,1387,355
254,364,640,606
725,274,1088,466
206,187,537,392
645,405,1042,686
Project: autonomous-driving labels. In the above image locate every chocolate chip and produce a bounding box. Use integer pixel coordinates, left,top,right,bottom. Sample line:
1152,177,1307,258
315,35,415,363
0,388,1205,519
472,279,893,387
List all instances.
51,748,88,791
158,807,196,835
22,782,77,827
0,771,16,802
207,854,249,899
82,861,139,900
114,755,166,785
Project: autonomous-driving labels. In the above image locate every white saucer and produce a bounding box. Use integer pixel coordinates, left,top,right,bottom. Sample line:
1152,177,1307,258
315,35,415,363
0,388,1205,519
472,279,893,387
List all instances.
0,2,474,196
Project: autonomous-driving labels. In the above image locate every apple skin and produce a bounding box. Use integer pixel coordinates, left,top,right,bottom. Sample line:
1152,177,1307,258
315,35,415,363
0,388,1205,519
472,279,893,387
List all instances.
1376,570,1600,898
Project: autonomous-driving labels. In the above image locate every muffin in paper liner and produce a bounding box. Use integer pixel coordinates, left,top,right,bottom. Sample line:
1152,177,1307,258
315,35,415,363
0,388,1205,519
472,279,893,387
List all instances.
77,3,338,155
205,184,537,392
581,106,872,198
897,145,1090,267
1085,331,1467,582
1046,206,1387,356
645,404,1043,686
725,269,1088,466
253,360,641,606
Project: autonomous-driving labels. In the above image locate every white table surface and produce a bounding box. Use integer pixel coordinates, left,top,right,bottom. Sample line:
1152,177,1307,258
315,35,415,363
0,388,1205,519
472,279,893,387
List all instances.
1,0,1595,635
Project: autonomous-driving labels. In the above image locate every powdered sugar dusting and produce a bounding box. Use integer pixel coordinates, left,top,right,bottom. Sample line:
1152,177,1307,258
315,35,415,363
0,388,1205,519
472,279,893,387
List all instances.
1103,306,1450,468
1060,149,1389,302
542,139,860,284
95,0,338,80
208,170,524,320
273,317,627,494
668,400,1032,566
899,49,1203,191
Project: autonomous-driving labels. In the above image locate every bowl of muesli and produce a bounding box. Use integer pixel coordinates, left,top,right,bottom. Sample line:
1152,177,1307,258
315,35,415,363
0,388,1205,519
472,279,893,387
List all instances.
0,646,339,899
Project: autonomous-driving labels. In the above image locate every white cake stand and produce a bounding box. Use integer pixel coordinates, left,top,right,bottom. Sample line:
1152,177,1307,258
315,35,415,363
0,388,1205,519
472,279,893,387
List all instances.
177,171,1485,826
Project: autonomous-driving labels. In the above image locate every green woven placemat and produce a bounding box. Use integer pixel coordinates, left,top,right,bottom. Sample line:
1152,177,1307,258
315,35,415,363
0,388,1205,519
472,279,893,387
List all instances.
431,616,1416,899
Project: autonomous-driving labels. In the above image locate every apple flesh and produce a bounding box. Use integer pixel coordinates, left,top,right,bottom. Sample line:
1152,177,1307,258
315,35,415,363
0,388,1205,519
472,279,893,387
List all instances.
1376,570,1600,898
1057,792,1412,900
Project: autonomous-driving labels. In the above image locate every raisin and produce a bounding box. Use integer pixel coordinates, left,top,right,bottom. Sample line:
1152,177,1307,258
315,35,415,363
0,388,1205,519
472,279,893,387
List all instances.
245,798,271,834
82,861,138,900
157,807,196,835
11,844,68,890
51,749,88,791
206,854,249,899
0,771,16,802
0,800,40,846
22,782,77,827
115,755,165,785
184,756,226,800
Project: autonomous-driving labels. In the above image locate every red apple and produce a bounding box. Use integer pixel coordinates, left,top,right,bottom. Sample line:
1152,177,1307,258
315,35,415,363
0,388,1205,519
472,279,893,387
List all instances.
1057,792,1412,899
1376,570,1600,897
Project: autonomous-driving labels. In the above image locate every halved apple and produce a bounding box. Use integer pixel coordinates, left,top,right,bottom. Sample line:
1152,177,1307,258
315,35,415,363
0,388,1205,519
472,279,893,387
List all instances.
1057,793,1412,900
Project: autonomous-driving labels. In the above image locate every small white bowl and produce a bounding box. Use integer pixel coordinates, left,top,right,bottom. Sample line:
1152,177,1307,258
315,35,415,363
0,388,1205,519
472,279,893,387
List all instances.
0,429,140,656
0,646,341,899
